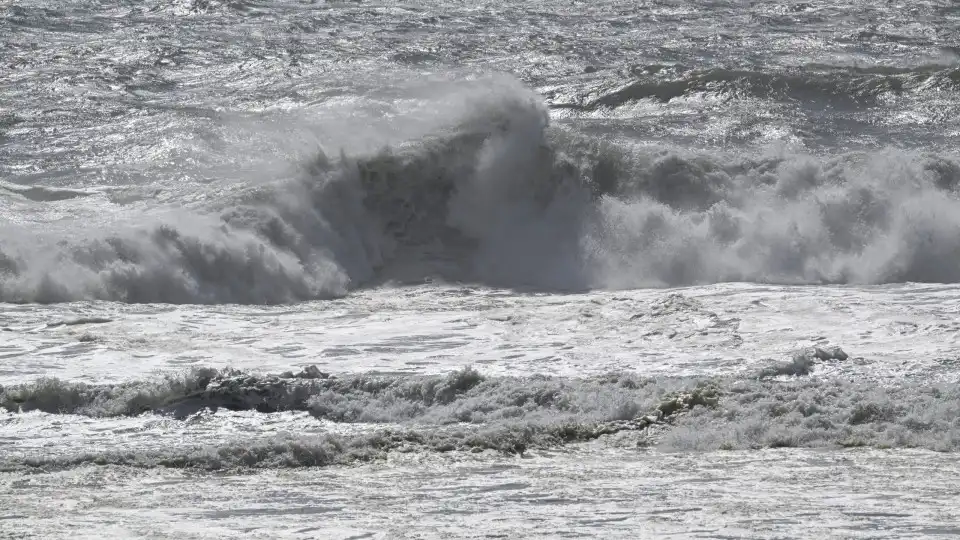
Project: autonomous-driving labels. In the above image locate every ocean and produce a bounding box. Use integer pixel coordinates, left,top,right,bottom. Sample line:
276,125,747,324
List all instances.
3,0,960,537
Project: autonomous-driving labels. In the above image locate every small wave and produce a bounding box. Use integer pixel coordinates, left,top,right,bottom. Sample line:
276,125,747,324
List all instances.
0,422,638,472
0,366,709,471
0,366,692,424
6,358,960,471
562,64,960,110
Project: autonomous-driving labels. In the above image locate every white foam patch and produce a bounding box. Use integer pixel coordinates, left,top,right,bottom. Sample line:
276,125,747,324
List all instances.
2,283,959,385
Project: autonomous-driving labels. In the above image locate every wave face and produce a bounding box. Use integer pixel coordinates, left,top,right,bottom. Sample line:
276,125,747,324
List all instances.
3,76,960,304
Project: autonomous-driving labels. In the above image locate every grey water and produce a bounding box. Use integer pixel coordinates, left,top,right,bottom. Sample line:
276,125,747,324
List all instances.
3,1,960,538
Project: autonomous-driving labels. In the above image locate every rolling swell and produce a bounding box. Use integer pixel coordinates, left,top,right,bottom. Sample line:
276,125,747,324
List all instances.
2,77,960,304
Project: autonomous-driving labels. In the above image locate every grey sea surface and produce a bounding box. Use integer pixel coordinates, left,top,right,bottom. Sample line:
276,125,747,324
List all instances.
3,1,960,537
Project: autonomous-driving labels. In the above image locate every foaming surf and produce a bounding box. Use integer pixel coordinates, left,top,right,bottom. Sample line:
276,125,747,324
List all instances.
6,351,960,472
2,74,960,304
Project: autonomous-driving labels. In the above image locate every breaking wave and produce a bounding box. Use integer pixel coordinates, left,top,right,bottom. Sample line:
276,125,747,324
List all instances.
3,75,960,304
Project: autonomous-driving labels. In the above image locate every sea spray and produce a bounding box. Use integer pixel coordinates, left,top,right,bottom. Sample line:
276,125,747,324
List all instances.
3,77,960,304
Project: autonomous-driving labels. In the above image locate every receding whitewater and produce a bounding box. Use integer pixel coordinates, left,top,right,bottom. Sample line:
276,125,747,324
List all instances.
3,0,960,538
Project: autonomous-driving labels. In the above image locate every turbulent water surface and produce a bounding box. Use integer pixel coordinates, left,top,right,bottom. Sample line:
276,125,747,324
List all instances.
3,0,960,538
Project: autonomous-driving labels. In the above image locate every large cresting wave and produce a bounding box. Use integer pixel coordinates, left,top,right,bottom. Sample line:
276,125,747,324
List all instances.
2,75,960,304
